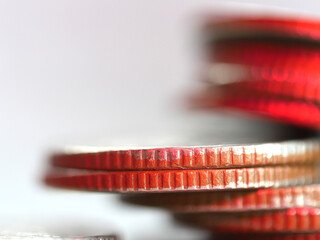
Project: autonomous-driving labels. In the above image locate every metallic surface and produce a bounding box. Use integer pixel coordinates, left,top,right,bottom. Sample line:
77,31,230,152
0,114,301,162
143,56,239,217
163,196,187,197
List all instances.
122,185,320,212
214,233,320,240
50,138,320,171
45,164,319,193
205,40,320,102
198,16,320,128
175,207,320,233
0,233,117,240
205,17,320,40
192,88,320,128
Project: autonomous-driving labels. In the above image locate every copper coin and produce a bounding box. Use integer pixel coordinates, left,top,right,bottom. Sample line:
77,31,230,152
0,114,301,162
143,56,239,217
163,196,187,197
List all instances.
50,138,320,171
205,40,320,102
214,233,320,240
175,207,320,233
122,185,320,212
192,88,320,128
45,164,319,193
210,40,320,70
205,16,320,40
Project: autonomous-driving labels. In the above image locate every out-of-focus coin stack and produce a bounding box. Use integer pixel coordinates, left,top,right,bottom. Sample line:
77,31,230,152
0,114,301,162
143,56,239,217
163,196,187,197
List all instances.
194,15,320,129
44,15,320,239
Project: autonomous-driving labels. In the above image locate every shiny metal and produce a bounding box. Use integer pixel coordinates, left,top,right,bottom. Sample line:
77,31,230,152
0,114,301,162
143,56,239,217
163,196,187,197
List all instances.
45,164,320,193
50,137,320,171
122,185,320,212
0,232,117,240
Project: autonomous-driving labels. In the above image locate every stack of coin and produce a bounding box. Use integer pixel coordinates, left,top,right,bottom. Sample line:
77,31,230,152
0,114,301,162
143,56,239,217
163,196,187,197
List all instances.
193,16,320,129
45,137,320,237
46,138,320,193
44,14,320,239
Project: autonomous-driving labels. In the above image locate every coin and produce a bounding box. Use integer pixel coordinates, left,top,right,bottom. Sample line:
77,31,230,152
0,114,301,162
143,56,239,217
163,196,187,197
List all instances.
45,164,319,193
174,207,320,233
0,221,118,240
204,16,320,41
122,185,320,212
213,232,320,240
205,40,320,102
50,138,320,171
0,233,117,240
192,88,320,128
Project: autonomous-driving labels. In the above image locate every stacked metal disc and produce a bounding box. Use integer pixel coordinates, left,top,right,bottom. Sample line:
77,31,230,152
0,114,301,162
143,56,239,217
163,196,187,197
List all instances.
194,16,320,129
44,15,320,239
45,136,320,237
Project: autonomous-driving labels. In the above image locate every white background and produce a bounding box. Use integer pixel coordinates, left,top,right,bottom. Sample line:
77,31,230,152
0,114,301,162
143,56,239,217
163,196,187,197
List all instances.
0,1,320,239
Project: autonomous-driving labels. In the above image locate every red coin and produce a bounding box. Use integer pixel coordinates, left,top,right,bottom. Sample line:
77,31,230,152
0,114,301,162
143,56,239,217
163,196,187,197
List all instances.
175,207,320,233
205,16,320,40
192,88,320,128
216,80,320,104
45,165,319,193
205,40,320,102
122,185,320,212
214,233,320,240
50,138,320,171
211,40,320,71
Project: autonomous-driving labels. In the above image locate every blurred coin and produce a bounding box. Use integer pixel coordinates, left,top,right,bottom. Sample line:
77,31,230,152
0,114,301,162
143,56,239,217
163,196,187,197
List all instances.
214,232,320,240
0,233,117,240
205,40,320,102
0,221,117,240
192,88,320,128
174,207,320,233
205,16,320,41
0,218,118,240
122,185,320,212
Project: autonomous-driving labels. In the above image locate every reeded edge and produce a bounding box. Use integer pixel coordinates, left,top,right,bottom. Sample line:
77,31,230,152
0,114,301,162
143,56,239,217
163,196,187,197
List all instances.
45,165,320,193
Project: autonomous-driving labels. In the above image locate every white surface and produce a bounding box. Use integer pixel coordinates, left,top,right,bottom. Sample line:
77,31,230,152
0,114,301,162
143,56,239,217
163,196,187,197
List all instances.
0,1,319,239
